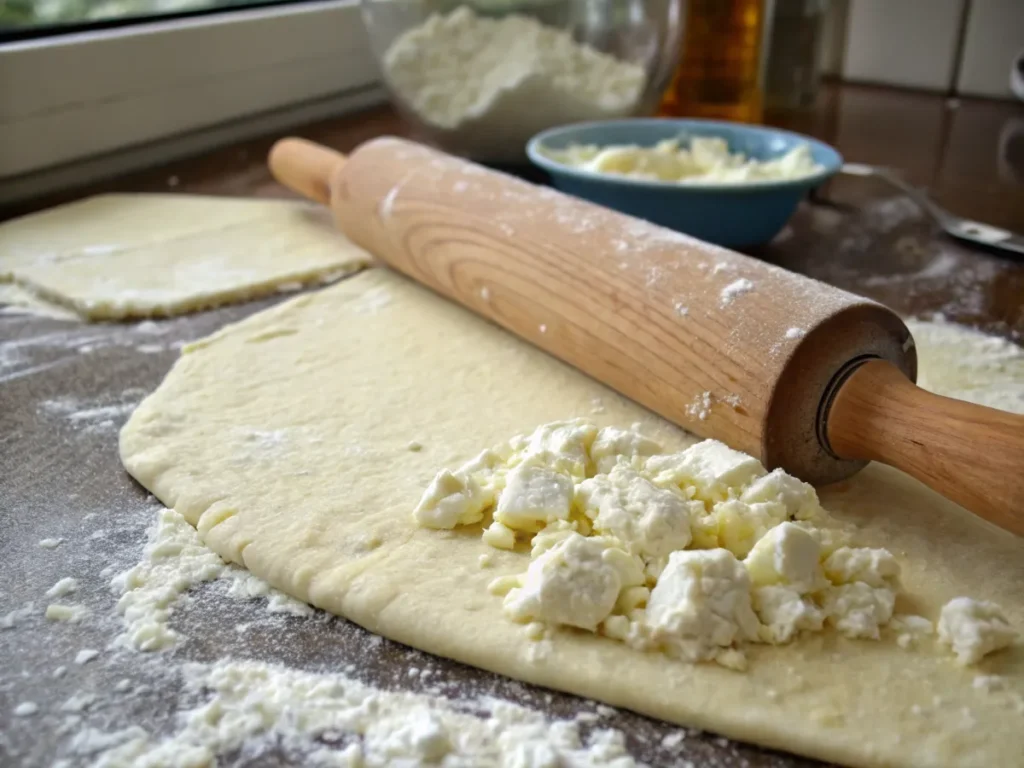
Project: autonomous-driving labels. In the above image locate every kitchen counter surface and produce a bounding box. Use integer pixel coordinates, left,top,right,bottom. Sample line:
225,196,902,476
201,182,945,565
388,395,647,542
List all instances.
2,83,1022,767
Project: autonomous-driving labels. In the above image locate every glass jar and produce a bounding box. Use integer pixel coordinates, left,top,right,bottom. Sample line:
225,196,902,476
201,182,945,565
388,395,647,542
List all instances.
764,0,828,111
659,0,767,123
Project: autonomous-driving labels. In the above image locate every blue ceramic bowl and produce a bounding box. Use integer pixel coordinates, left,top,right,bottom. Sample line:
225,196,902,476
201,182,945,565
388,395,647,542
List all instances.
527,119,842,248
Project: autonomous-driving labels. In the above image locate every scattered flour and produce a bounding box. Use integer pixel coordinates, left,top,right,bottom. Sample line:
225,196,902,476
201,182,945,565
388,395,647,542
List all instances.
686,391,713,421
352,286,393,315
53,507,650,767
907,317,1024,415
74,649,100,665
40,391,143,435
63,660,640,768
110,508,234,651
224,572,315,617
1,602,36,629
720,278,755,306
661,730,687,750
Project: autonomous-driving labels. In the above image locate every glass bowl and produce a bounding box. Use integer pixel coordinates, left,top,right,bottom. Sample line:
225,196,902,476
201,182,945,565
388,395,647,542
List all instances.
360,0,685,163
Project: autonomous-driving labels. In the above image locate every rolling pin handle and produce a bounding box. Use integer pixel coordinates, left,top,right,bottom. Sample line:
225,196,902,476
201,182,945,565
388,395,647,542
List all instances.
268,138,346,206
826,359,1024,536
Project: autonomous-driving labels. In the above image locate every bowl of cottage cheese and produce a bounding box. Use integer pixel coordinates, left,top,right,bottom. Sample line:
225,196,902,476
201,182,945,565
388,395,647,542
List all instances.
361,0,685,162
527,118,843,247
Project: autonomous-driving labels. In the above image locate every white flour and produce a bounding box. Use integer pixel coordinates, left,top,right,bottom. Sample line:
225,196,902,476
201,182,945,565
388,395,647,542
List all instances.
382,7,646,160
0,318,184,384
719,278,755,306
686,391,713,421
57,505,647,767
67,659,638,768
109,507,311,651
907,317,1024,414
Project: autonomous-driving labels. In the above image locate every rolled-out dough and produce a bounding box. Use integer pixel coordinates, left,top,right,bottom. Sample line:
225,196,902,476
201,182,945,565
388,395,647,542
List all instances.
120,268,1024,768
0,194,372,320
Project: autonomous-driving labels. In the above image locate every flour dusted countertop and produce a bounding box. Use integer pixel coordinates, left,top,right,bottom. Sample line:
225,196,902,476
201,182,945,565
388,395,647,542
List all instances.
1,295,814,768
3,87,1024,768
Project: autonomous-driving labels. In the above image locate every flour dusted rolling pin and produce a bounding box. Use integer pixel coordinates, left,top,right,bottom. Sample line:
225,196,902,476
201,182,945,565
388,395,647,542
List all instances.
269,137,1024,537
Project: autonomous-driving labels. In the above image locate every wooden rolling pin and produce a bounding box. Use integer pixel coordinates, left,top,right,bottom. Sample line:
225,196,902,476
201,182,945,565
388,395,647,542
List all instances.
269,136,1024,537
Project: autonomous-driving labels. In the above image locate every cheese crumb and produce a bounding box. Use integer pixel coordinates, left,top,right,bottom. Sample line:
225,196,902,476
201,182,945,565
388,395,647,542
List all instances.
75,649,100,665
494,464,574,533
823,547,900,588
938,597,1017,665
744,522,823,593
823,583,895,640
644,549,761,662
646,440,766,504
517,419,597,479
413,469,490,529
588,426,662,475
504,534,643,631
482,521,517,550
710,500,788,558
45,604,89,622
740,469,822,520
890,614,934,649
45,577,79,598
577,465,696,565
752,586,824,643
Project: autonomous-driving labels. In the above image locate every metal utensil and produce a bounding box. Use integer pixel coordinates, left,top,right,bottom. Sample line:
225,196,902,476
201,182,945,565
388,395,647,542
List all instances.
841,162,1024,258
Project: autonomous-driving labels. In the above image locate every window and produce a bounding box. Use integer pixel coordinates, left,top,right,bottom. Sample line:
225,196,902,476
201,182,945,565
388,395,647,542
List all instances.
0,0,384,204
1,1,303,34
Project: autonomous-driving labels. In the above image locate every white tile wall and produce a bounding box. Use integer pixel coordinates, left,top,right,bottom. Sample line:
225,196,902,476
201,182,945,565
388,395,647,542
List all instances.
956,0,1024,98
840,0,965,91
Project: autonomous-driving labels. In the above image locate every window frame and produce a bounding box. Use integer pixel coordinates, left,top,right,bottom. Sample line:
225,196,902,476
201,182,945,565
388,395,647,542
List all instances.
0,0,383,197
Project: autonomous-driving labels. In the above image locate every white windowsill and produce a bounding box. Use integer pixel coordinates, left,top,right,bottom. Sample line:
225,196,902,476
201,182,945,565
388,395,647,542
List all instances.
0,0,383,196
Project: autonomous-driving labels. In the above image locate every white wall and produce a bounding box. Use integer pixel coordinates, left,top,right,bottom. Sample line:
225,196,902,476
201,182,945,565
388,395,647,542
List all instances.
828,0,1024,99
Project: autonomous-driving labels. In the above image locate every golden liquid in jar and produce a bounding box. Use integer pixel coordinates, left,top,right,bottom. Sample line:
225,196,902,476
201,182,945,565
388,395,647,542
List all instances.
660,0,766,123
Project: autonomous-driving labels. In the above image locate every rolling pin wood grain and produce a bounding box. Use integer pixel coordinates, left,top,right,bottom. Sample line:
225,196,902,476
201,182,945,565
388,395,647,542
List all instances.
269,137,1024,536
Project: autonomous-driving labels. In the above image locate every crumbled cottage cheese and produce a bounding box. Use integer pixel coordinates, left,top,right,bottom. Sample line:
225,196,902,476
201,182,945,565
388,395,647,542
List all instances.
643,548,761,664
415,419,1019,667
413,468,490,529
503,533,644,631
541,137,823,184
938,597,1017,665
382,7,646,160
577,465,698,566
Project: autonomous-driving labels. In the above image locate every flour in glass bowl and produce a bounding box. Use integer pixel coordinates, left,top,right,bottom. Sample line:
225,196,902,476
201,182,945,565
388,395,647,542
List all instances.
381,6,647,161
